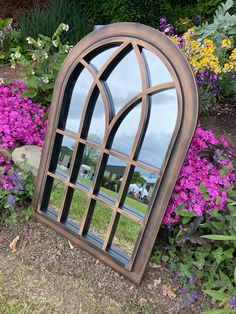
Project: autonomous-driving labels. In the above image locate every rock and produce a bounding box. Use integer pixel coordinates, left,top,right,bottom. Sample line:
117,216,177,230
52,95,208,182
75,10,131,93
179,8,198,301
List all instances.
12,145,42,177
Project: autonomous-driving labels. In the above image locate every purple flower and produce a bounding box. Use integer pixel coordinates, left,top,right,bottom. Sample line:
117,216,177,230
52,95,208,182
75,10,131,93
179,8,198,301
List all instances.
233,73,236,81
177,36,185,48
8,195,15,206
189,276,196,285
229,297,236,309
159,17,167,32
210,73,218,82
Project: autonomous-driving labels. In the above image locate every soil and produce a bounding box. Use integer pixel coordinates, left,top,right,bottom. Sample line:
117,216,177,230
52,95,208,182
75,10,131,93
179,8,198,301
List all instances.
0,0,49,20
0,219,213,314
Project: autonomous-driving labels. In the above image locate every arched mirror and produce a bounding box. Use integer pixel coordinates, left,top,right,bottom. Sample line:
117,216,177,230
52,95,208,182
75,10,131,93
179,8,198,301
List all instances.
33,23,199,284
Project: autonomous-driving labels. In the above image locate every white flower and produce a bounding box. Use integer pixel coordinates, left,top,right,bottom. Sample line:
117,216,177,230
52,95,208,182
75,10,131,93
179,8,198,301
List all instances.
42,77,49,84
15,51,21,59
26,37,33,44
31,71,35,75
11,64,16,69
32,54,36,61
62,23,69,31
52,40,58,47
37,39,43,48
44,52,48,59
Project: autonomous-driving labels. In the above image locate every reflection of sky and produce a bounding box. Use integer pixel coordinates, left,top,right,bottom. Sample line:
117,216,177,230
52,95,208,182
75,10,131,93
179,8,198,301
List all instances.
90,47,117,70
106,50,142,112
65,68,94,133
142,48,172,86
112,103,142,154
138,89,178,168
87,94,105,143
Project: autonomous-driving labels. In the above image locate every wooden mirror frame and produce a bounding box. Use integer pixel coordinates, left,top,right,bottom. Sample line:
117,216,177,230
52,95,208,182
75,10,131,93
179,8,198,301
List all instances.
32,23,199,284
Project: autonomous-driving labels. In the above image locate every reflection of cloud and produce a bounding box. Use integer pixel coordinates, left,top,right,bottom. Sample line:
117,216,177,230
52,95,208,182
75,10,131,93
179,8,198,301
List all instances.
139,132,171,168
143,49,172,86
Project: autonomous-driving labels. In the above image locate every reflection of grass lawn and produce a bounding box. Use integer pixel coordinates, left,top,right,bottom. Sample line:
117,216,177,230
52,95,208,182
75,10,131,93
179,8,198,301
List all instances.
49,178,145,254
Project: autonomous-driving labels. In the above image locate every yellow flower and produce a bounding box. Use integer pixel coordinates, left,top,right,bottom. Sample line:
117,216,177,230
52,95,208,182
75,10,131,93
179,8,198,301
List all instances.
187,27,196,35
221,38,232,49
230,48,236,61
203,38,214,47
222,62,234,73
183,33,191,41
190,40,199,50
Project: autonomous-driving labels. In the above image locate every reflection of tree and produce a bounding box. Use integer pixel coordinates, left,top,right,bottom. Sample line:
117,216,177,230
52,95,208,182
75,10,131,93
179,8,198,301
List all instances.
131,171,145,185
72,133,101,169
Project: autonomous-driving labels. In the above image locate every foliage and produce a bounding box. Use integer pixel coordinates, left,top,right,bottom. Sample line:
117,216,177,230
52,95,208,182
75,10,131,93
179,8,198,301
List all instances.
0,153,34,223
195,0,236,45
11,23,72,105
0,18,19,63
153,156,236,309
0,81,47,149
163,127,235,225
17,0,92,46
168,25,236,111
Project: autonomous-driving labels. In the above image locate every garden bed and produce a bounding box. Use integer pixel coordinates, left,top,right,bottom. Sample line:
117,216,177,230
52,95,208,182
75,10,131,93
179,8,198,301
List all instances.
0,218,212,314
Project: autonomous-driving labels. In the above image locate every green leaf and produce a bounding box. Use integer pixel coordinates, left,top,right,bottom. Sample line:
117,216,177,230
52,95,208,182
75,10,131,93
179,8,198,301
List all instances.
20,89,38,99
220,166,231,177
234,267,236,286
210,221,223,230
201,235,236,241
203,290,230,303
201,309,236,314
200,183,210,201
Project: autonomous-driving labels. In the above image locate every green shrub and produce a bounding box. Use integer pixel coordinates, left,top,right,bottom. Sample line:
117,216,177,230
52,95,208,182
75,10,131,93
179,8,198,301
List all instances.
18,0,92,45
11,23,72,105
152,177,236,309
0,18,19,63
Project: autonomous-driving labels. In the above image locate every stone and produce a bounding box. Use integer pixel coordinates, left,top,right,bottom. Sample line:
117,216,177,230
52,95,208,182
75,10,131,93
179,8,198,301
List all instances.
12,145,42,177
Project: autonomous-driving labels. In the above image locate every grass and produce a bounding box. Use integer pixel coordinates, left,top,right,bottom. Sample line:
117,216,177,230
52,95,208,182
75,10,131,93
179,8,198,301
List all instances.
18,0,92,45
0,293,39,314
49,177,147,254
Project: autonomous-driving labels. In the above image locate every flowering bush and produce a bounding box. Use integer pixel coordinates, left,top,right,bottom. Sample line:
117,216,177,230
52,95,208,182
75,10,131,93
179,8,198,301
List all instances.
0,81,47,149
0,152,34,222
10,23,73,105
0,18,19,63
163,127,235,225
159,1,236,112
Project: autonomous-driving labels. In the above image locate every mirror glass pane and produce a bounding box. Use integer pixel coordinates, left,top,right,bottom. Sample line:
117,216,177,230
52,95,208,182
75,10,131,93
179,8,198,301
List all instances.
55,136,76,178
65,68,94,134
138,89,178,169
124,167,158,217
111,103,141,155
98,155,126,204
142,48,172,87
88,201,113,242
90,47,118,70
87,94,105,144
47,178,65,219
106,50,142,113
65,188,89,232
76,145,100,190
111,215,141,256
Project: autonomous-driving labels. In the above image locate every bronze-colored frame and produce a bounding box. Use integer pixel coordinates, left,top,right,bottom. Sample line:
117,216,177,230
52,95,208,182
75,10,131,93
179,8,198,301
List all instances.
32,23,199,284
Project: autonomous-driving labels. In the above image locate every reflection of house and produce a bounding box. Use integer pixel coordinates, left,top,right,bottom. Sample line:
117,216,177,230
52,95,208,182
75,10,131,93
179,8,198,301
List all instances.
105,165,125,181
59,146,73,167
